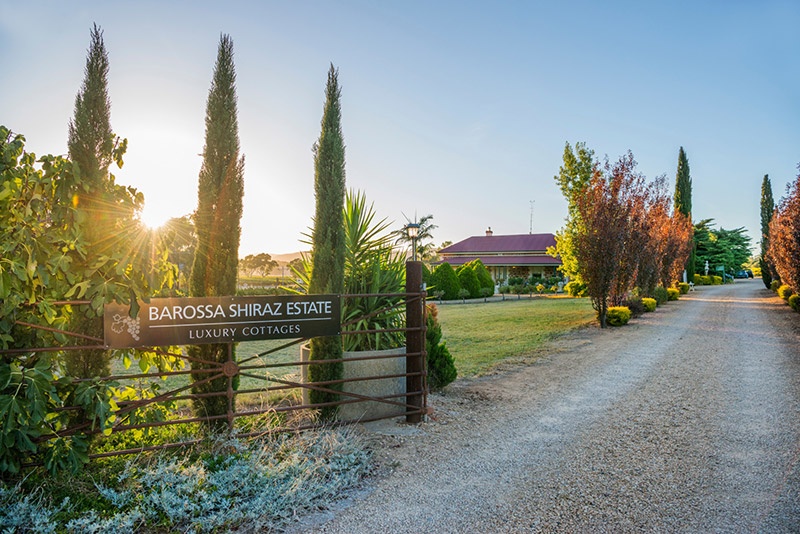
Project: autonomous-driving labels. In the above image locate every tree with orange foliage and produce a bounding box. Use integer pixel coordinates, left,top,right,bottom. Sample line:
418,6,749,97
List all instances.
574,152,646,327
573,152,692,327
768,171,800,293
659,211,693,288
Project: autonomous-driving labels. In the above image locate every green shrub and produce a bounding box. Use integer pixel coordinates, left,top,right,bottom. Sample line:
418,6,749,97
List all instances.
693,273,703,285
641,297,657,312
653,286,669,305
456,265,481,298
678,282,690,294
606,306,631,326
778,284,794,300
466,259,494,294
667,288,680,301
430,262,461,300
426,304,457,390
622,296,645,317
498,284,510,300
788,294,800,311
507,276,525,287
712,275,723,285
770,280,781,292
565,280,587,297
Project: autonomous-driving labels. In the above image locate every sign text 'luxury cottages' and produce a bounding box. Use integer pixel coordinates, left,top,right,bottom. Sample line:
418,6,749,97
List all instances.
104,295,340,349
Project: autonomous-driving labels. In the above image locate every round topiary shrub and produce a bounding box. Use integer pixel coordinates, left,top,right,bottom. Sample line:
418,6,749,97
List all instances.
667,288,680,301
770,280,781,292
456,265,481,298
678,282,690,294
430,262,461,300
606,306,631,326
642,297,657,312
778,284,794,300
788,294,800,312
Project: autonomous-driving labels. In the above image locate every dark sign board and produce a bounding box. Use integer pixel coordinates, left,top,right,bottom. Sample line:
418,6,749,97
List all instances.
104,295,340,349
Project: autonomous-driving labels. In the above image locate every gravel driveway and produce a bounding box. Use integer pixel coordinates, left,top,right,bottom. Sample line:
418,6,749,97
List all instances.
294,280,800,533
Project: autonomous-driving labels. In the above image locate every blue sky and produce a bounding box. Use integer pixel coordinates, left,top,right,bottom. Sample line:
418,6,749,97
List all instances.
2,1,798,256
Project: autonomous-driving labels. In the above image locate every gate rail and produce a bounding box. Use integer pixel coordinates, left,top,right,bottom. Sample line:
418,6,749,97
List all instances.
1,262,428,465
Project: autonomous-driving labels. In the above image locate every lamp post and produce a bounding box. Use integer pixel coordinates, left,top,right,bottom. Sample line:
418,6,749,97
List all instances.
405,222,420,261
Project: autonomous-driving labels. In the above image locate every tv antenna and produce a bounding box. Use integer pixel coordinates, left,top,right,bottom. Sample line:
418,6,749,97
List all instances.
529,200,535,234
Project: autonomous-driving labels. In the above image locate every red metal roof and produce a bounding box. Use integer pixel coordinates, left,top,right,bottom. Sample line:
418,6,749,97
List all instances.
439,233,557,255
439,255,561,267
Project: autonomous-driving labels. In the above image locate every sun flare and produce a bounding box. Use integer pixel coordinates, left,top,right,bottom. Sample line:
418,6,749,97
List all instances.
139,204,173,230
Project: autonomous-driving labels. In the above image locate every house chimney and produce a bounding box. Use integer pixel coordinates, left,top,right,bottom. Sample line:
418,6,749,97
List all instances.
486,227,493,236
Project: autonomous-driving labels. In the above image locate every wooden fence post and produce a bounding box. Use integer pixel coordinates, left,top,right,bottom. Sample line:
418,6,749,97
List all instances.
406,261,425,423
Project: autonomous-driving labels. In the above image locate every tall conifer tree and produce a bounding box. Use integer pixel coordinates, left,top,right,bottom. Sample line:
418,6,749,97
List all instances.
65,24,116,378
308,65,346,419
189,34,245,426
674,147,694,279
760,174,775,288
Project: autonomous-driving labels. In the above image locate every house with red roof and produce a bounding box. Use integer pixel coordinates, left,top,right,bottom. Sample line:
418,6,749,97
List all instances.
437,228,562,283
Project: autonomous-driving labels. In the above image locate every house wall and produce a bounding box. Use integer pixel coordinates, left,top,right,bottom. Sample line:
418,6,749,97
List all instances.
489,265,557,283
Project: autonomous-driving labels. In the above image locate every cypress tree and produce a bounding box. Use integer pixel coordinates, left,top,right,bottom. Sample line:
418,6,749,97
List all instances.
65,24,116,378
308,65,346,419
188,34,245,427
760,174,775,288
674,147,695,279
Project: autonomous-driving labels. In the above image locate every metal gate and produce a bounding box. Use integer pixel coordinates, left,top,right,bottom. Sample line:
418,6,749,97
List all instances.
1,262,427,464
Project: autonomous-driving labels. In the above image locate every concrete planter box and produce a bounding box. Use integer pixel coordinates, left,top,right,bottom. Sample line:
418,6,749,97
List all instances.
300,344,406,421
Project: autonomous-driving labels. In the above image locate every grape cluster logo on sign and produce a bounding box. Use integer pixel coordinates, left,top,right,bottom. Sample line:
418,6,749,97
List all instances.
104,295,340,349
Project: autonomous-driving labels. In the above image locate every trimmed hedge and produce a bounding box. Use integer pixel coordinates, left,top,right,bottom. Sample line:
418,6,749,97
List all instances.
642,297,657,312
606,306,632,326
771,280,781,292
778,284,794,300
788,294,800,312
678,282,690,294
693,274,723,285
667,288,680,301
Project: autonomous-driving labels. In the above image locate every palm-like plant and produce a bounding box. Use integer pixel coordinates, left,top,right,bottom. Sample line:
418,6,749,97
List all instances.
291,190,406,351
394,214,437,261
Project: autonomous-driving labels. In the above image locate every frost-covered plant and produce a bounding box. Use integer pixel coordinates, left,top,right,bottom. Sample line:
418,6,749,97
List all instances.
0,427,371,532
0,484,63,533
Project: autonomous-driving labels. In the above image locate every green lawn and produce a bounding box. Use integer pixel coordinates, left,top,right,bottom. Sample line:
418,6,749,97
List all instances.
436,296,595,377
